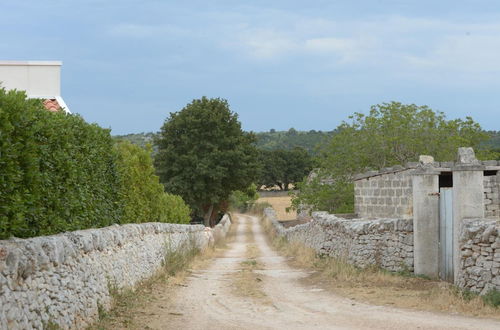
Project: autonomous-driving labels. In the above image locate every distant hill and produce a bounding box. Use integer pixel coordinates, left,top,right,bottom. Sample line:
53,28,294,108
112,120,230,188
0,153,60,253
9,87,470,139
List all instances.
114,129,500,155
254,128,334,153
483,131,500,151
114,129,334,154
113,132,157,150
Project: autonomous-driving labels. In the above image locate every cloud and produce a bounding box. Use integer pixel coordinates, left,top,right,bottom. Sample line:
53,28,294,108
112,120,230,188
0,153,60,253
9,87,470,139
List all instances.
239,29,298,59
107,23,188,39
408,34,500,73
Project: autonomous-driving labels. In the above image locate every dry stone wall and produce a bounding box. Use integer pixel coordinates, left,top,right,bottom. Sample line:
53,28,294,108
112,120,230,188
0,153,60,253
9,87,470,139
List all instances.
484,174,500,218
0,215,231,329
457,218,500,294
263,208,414,272
354,168,414,219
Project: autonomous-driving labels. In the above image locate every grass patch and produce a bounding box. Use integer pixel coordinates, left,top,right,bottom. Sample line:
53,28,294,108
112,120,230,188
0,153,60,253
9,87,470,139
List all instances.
227,218,268,303
163,236,200,276
229,242,268,302
260,214,500,319
483,289,500,308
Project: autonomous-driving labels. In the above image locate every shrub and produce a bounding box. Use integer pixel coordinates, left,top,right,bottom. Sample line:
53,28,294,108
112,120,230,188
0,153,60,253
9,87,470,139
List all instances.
482,288,500,308
0,88,190,239
229,183,259,212
0,88,121,238
114,141,190,224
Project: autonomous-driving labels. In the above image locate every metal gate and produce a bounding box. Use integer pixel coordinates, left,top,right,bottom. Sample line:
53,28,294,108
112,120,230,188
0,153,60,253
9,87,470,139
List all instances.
439,187,454,282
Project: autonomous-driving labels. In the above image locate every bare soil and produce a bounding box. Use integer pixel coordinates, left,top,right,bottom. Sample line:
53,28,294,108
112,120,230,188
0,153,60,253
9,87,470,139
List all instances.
121,214,500,329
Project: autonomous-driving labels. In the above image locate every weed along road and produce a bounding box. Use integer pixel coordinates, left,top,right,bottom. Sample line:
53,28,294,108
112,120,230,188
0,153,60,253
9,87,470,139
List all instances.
130,214,499,330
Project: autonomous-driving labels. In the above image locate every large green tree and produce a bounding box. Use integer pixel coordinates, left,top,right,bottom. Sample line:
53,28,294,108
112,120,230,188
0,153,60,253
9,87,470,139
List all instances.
155,97,259,226
258,148,313,190
292,101,494,214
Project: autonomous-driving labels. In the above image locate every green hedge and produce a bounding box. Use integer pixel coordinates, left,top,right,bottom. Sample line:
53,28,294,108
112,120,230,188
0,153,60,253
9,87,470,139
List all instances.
0,88,190,239
114,141,190,224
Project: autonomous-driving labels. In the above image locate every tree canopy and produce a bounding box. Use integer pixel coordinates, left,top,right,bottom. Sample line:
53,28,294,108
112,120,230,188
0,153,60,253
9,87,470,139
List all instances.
155,97,259,225
258,148,313,190
292,101,495,214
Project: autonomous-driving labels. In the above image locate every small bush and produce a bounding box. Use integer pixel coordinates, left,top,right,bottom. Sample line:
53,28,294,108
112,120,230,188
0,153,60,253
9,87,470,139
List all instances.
248,201,272,215
229,183,259,212
482,288,500,308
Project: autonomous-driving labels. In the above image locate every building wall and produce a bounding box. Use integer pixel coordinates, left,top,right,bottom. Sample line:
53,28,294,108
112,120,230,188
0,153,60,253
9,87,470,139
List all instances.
484,174,500,218
354,169,414,219
0,61,61,97
457,218,500,294
0,216,231,329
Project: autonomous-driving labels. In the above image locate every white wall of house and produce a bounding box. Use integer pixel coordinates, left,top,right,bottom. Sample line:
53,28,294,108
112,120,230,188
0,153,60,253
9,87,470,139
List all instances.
0,61,61,96
0,60,70,113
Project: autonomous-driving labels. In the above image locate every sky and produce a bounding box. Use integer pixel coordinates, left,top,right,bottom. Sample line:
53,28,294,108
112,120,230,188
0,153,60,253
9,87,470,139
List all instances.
1,0,500,134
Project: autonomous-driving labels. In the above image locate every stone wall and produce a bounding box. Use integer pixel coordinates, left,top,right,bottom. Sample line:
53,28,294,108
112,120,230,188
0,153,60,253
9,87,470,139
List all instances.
457,218,500,294
263,208,414,272
0,216,231,329
354,168,414,219
484,174,500,218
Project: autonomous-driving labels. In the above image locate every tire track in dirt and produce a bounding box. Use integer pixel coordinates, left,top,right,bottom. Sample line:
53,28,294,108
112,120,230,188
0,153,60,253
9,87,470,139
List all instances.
132,214,500,330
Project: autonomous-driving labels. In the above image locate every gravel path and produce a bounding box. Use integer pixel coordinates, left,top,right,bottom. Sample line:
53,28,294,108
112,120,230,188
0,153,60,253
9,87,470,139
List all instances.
138,214,500,330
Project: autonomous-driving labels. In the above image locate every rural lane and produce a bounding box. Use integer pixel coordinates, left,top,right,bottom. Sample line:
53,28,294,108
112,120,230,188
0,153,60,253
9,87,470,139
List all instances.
137,214,500,330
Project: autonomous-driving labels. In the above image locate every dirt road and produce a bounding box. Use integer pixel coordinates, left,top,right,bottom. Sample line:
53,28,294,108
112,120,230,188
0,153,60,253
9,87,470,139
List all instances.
136,214,500,330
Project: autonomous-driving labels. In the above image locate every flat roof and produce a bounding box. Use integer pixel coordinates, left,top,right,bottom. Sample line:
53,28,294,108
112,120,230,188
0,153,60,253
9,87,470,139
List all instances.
0,60,62,66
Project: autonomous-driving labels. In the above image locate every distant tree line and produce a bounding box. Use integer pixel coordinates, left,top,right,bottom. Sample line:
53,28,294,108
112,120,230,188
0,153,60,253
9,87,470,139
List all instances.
114,101,500,219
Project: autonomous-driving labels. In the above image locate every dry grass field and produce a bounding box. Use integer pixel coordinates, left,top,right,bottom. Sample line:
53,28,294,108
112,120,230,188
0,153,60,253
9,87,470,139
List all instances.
256,196,296,221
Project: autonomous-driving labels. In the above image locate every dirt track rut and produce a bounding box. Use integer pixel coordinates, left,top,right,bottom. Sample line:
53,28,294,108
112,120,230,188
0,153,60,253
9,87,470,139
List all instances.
139,214,500,330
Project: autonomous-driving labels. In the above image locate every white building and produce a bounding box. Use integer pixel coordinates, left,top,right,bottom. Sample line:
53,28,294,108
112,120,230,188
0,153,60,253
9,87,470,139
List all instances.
0,60,71,113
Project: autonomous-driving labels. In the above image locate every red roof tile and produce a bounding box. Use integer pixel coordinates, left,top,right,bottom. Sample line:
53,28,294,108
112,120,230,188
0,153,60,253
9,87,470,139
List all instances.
43,99,61,112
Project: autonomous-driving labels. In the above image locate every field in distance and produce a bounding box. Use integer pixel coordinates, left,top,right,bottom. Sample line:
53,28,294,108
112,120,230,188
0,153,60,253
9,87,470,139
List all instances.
256,195,296,221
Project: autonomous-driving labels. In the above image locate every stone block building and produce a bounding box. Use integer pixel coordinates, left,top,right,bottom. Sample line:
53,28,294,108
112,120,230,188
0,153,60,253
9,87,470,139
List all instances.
353,148,500,293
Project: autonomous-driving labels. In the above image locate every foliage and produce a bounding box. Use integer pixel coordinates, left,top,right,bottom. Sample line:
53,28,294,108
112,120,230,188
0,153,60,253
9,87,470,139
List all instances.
0,88,121,239
482,288,500,308
114,132,158,154
114,141,190,224
155,97,259,223
229,183,259,212
0,88,191,239
291,175,354,214
292,102,493,214
258,147,313,191
319,102,491,174
115,128,500,158
255,128,334,153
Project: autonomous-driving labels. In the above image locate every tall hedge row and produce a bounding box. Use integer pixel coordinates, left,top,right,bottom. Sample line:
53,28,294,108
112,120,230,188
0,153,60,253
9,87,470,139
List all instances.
0,88,190,239
114,141,190,224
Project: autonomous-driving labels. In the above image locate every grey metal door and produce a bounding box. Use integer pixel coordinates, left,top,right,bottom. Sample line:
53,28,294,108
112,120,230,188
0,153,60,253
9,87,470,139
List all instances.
439,187,454,282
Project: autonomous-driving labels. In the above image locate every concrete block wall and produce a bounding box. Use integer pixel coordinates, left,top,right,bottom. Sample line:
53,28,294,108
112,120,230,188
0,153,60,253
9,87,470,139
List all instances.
354,169,414,219
263,208,414,272
457,218,500,294
0,216,231,329
484,174,500,218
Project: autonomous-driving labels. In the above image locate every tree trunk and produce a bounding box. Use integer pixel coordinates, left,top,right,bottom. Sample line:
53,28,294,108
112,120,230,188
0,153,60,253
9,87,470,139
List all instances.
204,204,214,227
